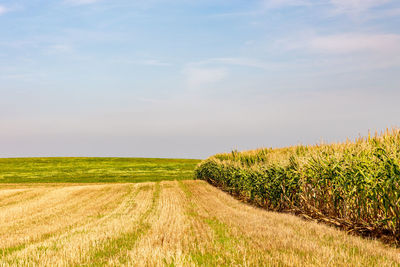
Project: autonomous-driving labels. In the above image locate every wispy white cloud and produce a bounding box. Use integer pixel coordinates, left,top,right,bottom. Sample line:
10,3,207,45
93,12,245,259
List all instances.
110,58,171,66
0,5,8,15
365,7,400,20
183,67,228,88
210,0,311,18
309,33,400,54
46,44,74,54
140,59,171,66
277,32,400,54
263,0,311,9
380,7,400,16
214,0,397,19
198,57,277,70
330,0,392,14
273,32,400,73
64,0,101,6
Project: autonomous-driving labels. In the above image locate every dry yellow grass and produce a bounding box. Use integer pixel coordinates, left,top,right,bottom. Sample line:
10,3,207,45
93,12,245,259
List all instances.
0,181,399,266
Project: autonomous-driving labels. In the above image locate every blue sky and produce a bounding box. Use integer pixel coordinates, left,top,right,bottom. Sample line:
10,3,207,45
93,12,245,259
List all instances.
1,0,400,158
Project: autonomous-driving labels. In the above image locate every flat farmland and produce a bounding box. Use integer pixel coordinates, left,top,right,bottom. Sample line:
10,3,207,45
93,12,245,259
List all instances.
0,157,200,183
0,181,399,266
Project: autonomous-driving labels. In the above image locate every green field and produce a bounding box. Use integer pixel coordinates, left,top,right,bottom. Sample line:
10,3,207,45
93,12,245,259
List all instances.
0,156,399,265
0,157,201,183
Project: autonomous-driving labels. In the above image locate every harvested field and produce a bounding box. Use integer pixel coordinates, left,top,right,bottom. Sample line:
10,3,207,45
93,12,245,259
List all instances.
0,181,399,266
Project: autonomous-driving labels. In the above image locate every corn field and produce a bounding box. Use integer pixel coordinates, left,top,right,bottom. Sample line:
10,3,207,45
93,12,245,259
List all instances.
195,129,400,243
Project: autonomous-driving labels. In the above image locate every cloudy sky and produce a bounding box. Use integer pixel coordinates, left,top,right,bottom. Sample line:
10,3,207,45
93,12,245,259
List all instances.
1,0,400,158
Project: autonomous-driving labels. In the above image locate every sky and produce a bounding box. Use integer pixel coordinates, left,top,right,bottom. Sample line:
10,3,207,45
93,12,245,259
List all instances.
1,0,400,159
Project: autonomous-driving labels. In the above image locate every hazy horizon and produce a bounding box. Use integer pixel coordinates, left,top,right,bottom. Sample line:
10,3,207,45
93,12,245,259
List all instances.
1,0,400,159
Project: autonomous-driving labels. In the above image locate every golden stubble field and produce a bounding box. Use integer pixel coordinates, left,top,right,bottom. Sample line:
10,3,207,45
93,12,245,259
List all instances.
0,181,399,266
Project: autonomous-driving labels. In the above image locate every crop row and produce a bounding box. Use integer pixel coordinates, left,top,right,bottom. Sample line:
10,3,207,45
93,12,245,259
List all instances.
195,129,400,243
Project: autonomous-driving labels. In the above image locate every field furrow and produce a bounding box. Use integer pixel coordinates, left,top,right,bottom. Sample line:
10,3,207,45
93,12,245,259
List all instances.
184,180,400,266
0,181,399,266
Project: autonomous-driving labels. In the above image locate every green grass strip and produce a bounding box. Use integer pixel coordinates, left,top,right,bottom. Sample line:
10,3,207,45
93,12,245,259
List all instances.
80,182,161,266
178,181,248,266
